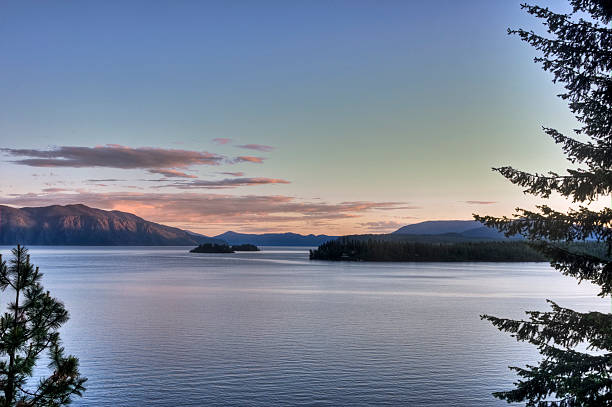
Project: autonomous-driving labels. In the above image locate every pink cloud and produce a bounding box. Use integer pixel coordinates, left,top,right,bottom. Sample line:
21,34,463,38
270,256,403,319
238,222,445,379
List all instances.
212,138,232,145
234,156,265,164
464,200,497,205
1,191,412,233
41,188,70,193
148,169,197,178
162,177,290,189
235,144,274,152
338,201,420,211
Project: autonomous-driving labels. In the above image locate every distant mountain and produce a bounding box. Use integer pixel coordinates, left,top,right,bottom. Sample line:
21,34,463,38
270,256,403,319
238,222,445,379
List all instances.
214,231,337,246
392,220,509,240
0,204,223,246
343,232,491,244
393,220,482,235
0,205,512,247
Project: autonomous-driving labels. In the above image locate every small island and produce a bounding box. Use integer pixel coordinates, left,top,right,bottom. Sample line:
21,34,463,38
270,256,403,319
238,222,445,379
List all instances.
190,243,234,253
190,243,260,253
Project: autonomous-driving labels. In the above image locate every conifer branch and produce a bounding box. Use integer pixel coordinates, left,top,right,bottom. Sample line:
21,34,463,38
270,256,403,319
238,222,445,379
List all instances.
476,1,612,402
493,166,612,202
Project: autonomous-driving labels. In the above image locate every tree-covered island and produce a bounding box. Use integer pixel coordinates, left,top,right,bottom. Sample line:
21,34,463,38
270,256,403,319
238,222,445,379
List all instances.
190,243,260,253
309,237,547,262
310,236,607,263
230,244,259,251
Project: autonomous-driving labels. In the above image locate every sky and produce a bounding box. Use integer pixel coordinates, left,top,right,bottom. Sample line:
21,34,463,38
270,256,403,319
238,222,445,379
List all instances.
0,0,600,235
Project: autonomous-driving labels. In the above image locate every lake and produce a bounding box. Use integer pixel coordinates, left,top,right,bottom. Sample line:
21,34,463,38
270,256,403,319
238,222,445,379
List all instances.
0,246,607,406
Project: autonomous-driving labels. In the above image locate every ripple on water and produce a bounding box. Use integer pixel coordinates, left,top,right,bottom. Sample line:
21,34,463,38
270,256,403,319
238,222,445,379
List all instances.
1,246,605,406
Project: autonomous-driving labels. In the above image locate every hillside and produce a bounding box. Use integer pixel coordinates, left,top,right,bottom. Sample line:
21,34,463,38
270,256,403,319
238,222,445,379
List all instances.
393,220,509,240
0,204,222,246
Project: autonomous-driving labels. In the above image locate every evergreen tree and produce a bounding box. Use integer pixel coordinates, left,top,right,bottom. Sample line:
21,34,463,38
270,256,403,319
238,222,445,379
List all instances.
475,1,612,405
0,245,86,406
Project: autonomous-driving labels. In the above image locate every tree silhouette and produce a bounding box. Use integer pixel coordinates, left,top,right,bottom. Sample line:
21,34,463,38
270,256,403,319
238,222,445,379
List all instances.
0,245,86,406
475,1,612,404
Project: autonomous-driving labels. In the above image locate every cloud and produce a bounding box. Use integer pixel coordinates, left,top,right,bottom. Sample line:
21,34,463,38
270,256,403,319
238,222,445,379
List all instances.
2,145,224,169
1,191,412,232
338,201,420,211
148,169,197,178
219,172,244,177
160,177,290,189
358,221,404,233
212,138,232,145
233,156,265,164
464,200,497,205
41,188,70,193
31,172,57,177
235,144,274,152
86,179,125,182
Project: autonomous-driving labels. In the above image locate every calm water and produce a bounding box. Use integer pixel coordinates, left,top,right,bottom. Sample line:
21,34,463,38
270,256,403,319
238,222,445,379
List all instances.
0,246,607,406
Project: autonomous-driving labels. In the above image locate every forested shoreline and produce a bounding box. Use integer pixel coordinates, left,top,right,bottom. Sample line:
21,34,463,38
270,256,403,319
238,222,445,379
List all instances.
309,238,549,262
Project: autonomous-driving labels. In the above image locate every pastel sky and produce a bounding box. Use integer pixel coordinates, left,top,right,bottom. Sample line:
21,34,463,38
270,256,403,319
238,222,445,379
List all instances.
0,0,602,235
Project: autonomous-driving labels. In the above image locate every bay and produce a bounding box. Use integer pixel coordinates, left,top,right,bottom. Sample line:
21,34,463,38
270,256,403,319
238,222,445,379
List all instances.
0,246,606,406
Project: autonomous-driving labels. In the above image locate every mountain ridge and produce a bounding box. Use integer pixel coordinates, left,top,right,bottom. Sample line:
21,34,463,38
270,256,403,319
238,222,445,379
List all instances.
0,204,339,246
0,205,509,246
392,220,508,240
0,204,222,246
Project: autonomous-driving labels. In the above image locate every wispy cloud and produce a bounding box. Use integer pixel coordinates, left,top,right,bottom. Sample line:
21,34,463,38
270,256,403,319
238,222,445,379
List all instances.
31,172,58,177
1,191,411,232
219,172,245,177
148,169,197,178
358,220,404,233
86,178,125,182
41,188,70,193
235,144,274,152
464,200,497,205
338,202,420,211
233,156,265,164
160,177,290,189
212,138,232,145
2,145,224,169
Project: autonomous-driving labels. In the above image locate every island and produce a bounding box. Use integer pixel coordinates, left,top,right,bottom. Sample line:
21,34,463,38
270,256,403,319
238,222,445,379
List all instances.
309,237,548,262
230,244,259,251
190,243,234,253
190,243,260,253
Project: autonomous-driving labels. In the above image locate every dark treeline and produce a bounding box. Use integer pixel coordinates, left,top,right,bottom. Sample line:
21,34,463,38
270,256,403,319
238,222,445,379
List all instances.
190,243,260,253
190,243,235,253
231,244,259,251
310,237,553,262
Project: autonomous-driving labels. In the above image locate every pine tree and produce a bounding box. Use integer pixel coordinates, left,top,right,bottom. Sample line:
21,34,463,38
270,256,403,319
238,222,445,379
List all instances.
0,246,86,406
475,1,612,405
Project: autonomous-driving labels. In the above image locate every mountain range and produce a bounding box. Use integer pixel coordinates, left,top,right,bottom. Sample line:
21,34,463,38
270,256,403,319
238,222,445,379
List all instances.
0,204,507,246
